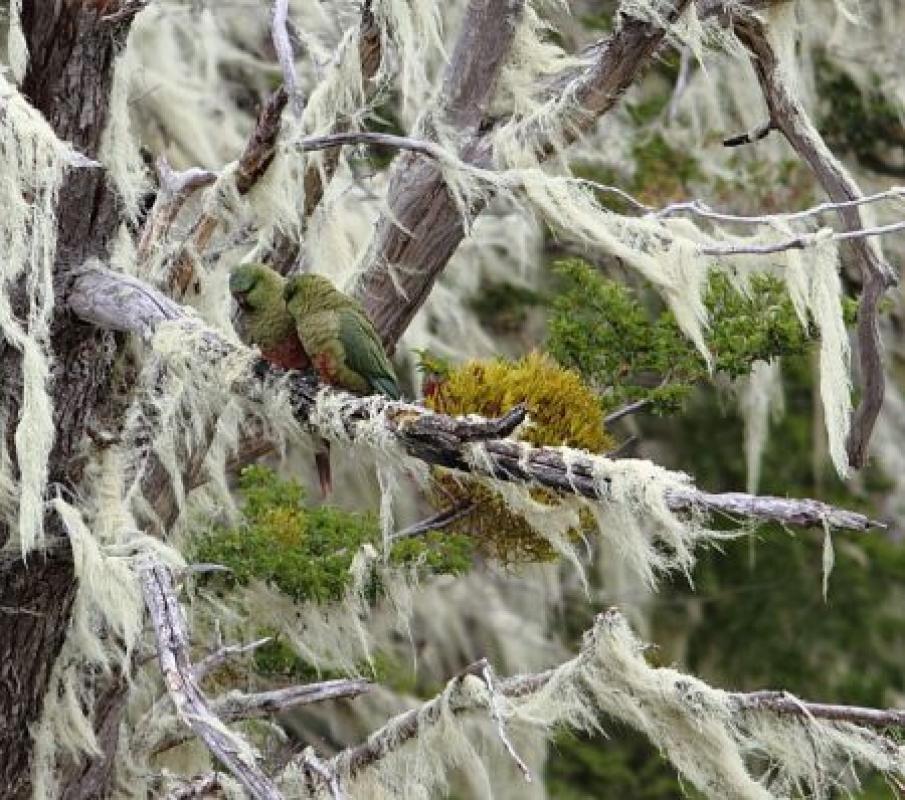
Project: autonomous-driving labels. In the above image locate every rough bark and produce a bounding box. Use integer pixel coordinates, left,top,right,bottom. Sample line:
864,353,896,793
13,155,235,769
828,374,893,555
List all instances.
353,0,692,351
0,2,133,796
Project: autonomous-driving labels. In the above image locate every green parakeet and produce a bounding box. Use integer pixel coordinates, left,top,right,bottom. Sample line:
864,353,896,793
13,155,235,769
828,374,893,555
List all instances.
228,263,309,371
229,263,333,495
283,274,401,400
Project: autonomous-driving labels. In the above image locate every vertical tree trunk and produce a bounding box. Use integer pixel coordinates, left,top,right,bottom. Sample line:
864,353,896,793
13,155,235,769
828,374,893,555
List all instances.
0,3,133,795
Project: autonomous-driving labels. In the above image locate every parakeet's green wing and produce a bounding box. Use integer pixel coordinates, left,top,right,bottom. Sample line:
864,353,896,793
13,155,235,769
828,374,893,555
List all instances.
338,309,400,399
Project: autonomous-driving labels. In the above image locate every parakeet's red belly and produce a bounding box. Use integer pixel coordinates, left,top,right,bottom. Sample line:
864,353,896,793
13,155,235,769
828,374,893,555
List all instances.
313,352,342,385
261,337,310,371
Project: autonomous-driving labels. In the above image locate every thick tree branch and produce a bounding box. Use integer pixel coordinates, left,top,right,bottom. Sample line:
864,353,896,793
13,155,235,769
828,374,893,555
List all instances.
2,2,145,793
323,608,905,787
354,0,691,351
352,0,527,349
733,12,899,469
67,268,881,533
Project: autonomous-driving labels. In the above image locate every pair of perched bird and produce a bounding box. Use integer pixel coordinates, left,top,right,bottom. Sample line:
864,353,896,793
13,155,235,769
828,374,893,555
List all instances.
229,263,400,495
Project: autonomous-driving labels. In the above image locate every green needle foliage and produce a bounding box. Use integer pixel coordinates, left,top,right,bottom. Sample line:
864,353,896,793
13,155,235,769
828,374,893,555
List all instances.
191,465,473,606
547,258,856,413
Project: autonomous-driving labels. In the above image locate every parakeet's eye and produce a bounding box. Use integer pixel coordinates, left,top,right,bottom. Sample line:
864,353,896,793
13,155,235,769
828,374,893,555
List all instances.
233,291,252,311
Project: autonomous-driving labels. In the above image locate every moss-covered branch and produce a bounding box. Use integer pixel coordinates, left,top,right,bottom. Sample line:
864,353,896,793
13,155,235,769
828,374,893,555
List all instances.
69,267,880,533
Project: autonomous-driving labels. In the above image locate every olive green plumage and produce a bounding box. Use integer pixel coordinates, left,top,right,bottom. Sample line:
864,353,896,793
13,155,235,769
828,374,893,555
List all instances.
284,274,400,399
229,263,308,370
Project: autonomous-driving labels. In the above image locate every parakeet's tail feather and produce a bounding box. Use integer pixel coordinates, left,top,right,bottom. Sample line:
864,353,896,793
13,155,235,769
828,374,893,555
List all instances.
372,376,401,400
315,439,332,497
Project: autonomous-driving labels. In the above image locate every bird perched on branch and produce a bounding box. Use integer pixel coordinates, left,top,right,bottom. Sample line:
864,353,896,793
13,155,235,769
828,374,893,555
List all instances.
284,273,400,401
229,263,331,495
229,263,309,371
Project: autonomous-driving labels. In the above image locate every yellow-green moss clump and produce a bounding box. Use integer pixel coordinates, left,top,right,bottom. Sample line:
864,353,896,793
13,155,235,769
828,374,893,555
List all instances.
425,352,613,563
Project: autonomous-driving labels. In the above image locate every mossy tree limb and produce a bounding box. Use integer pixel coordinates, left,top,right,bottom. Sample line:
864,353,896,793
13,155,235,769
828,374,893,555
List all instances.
69,267,880,533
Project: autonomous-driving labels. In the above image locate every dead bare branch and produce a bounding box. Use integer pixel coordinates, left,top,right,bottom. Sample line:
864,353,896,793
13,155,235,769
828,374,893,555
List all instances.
272,0,302,117
325,608,905,785
268,2,385,274
733,12,899,470
193,637,274,683
136,157,218,266
604,399,652,425
300,748,346,800
722,119,774,147
479,660,532,782
296,131,447,160
140,561,284,800
153,678,372,754
390,502,477,542
169,86,289,296
731,691,905,728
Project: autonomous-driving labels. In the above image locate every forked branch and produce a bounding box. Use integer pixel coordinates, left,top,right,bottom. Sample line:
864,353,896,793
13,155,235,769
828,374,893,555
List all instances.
140,562,283,800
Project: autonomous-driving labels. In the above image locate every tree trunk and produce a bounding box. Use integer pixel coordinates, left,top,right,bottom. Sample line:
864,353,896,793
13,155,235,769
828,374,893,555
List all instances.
0,3,132,795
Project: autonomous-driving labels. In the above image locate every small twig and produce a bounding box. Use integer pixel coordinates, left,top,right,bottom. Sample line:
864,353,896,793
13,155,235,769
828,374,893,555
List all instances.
272,0,302,117
153,678,372,753
723,119,775,147
296,131,449,161
301,747,346,800
390,502,477,542
163,771,223,800
604,399,651,425
699,221,905,257
479,660,532,782
193,636,273,682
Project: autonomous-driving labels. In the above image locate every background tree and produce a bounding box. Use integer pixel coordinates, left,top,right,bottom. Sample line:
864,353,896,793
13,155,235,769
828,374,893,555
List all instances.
1,1,904,798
